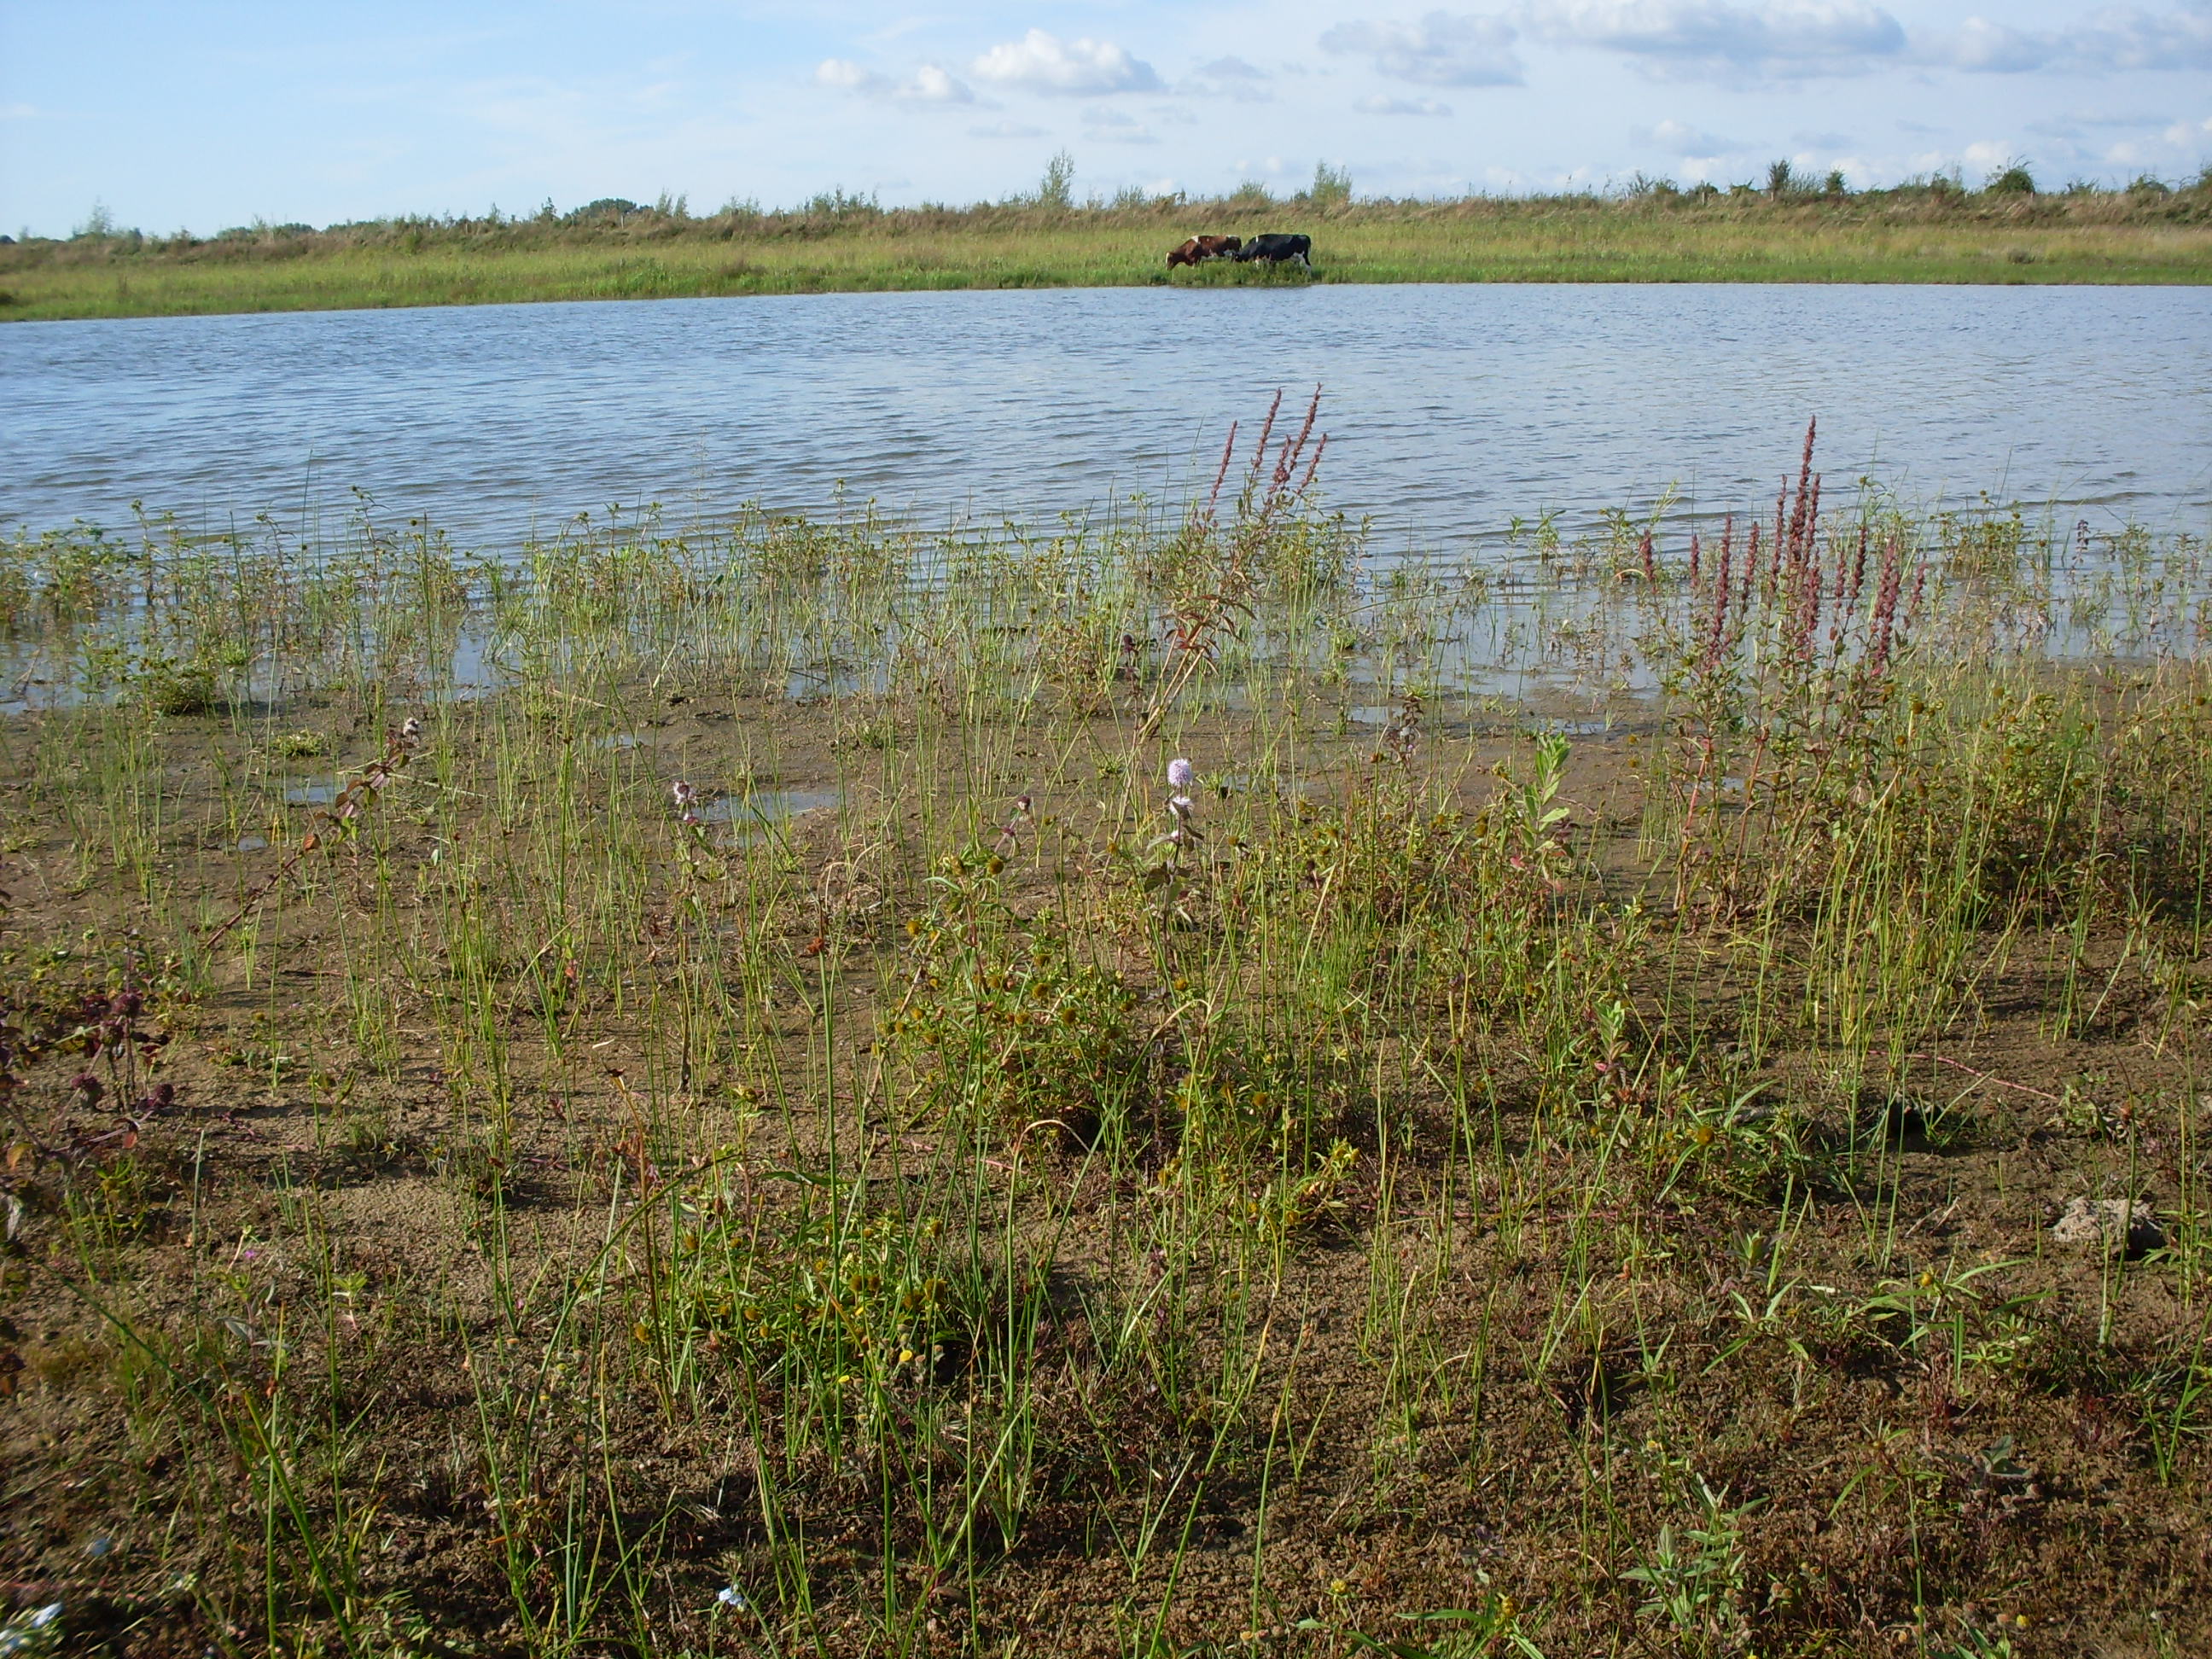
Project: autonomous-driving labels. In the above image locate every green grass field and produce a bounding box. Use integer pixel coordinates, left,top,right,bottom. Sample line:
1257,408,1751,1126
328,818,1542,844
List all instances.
5,185,2209,321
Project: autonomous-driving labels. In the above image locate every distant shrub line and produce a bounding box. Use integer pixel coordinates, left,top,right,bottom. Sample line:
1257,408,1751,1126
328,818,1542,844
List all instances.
13,161,2212,265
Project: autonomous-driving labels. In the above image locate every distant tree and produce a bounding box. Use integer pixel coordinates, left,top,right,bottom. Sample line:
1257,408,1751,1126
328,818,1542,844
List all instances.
1307,161,1353,207
566,198,640,224
800,187,880,218
1037,151,1075,212
1822,168,1848,196
1985,160,2036,195
1227,178,1274,208
73,200,119,239
1765,159,1796,199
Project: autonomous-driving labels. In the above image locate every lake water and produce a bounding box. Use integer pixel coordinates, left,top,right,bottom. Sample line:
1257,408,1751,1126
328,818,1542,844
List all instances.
3,284,2209,553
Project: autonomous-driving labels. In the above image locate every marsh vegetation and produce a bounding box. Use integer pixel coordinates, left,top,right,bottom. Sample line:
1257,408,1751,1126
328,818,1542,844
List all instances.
1,407,2209,1656
5,166,2210,321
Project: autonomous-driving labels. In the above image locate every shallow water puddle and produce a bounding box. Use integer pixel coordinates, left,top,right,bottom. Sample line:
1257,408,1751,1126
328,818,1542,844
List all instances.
692,787,843,841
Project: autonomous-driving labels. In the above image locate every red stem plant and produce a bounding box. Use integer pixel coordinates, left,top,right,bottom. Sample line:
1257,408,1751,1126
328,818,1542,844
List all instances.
1137,387,1328,742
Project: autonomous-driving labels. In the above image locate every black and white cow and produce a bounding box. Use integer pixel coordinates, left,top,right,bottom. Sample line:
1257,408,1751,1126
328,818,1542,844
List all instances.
1232,232,1313,269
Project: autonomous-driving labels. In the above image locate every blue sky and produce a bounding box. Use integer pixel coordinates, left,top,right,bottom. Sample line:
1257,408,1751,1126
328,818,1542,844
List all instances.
3,1,2209,236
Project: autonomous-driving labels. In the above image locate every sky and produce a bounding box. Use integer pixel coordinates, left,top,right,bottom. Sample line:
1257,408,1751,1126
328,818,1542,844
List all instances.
2,1,2209,236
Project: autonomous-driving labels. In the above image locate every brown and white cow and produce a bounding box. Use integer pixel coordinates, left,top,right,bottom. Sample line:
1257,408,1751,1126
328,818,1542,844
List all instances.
1166,234,1242,268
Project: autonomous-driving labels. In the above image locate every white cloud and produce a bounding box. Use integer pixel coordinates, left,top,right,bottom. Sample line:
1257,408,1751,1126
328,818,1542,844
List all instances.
1356,94,1458,114
905,65,975,103
1523,0,1906,79
2065,3,2212,71
1930,5,2212,75
1182,55,1274,101
816,58,887,94
1321,13,1523,85
1936,17,2049,73
1083,106,1158,143
971,30,1161,95
816,57,975,103
968,119,1047,138
1633,116,1743,155
2029,108,2168,136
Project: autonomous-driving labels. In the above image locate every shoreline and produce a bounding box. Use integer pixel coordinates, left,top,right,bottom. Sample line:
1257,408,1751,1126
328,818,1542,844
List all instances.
6,203,2209,322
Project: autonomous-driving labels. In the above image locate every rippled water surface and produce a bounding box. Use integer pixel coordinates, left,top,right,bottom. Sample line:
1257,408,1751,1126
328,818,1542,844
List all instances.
4,284,2209,548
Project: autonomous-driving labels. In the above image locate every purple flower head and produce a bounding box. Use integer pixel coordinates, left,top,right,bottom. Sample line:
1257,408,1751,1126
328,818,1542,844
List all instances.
1167,758,1195,791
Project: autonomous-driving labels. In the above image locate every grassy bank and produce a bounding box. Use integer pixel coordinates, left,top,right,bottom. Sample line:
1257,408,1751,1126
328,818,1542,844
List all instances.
1,415,2209,1656
5,180,2211,321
